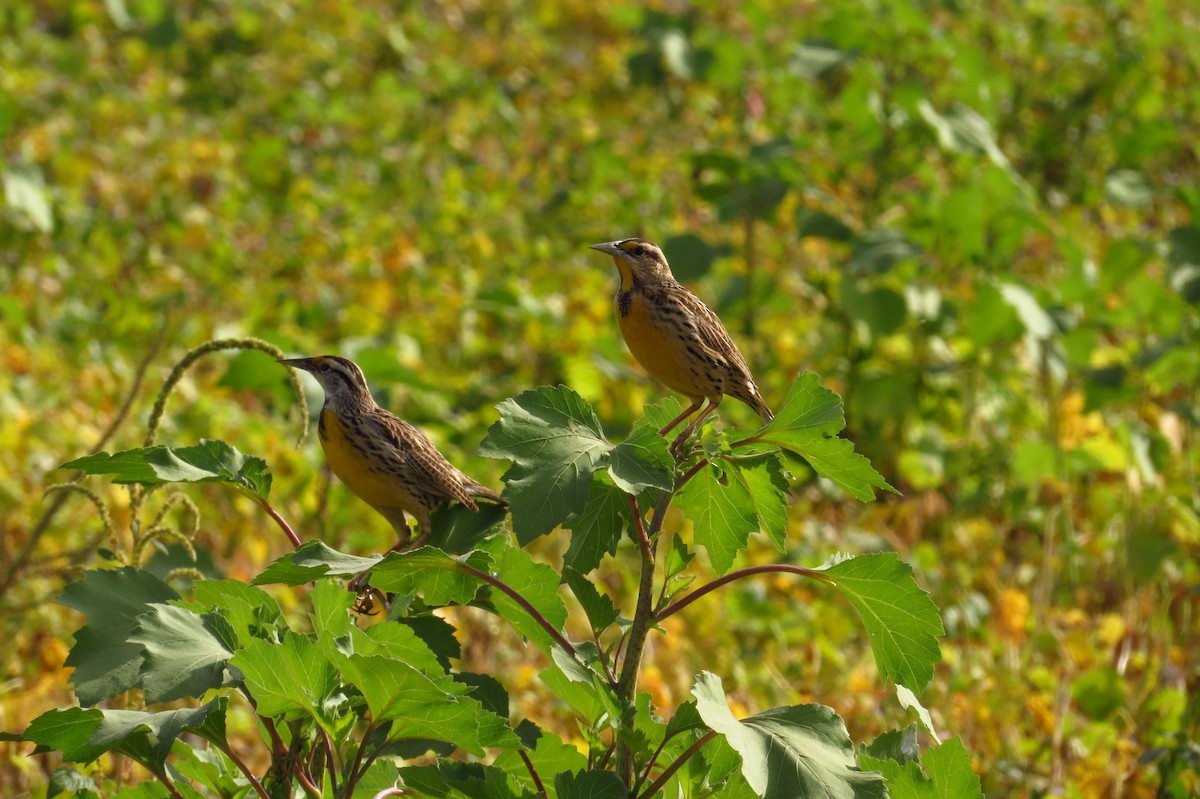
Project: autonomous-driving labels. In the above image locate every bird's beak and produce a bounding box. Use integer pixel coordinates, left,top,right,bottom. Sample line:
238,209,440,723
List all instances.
589,241,623,256
278,357,317,373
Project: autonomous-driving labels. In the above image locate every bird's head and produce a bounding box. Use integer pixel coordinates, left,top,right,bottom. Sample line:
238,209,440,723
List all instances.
278,355,371,405
589,238,673,289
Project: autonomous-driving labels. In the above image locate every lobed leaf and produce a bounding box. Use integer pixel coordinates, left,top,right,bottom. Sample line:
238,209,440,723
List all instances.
130,605,237,703
756,373,896,501
821,553,944,691
480,385,611,543
693,672,886,798
62,439,272,500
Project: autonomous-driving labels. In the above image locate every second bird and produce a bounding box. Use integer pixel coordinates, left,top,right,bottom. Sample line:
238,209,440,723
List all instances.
589,237,773,445
279,355,506,551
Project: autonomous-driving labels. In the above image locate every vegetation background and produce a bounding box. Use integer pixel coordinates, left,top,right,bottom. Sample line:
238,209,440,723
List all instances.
2,0,1197,796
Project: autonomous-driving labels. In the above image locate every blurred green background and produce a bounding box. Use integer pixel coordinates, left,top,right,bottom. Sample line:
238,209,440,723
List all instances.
2,0,1198,796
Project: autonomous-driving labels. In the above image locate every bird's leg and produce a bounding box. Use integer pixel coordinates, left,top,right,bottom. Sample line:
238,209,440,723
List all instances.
400,514,433,552
670,399,720,455
659,398,705,437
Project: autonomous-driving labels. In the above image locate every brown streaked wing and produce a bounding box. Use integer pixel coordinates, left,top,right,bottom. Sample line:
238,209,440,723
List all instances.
361,411,478,508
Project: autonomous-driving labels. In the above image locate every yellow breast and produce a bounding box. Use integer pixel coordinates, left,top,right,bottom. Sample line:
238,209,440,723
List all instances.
618,292,717,401
319,408,420,511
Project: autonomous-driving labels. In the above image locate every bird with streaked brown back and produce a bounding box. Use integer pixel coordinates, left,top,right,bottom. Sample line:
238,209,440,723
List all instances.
278,355,506,552
589,238,773,448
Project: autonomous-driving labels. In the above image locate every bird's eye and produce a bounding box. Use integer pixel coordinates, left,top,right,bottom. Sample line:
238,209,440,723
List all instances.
632,246,647,257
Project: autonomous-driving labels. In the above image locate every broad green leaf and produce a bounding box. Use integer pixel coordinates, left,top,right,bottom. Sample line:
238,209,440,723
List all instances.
129,605,237,703
332,653,519,754
797,208,855,242
494,724,587,791
370,547,492,607
19,702,224,768
343,620,445,677
309,578,356,638
859,737,981,799
400,614,461,670
608,411,675,494
62,440,272,500
478,540,569,654
555,770,626,799
229,631,338,728
480,386,612,543
455,672,509,718
562,567,621,633
57,568,180,706
862,725,920,765
677,460,757,575
821,554,943,691
253,540,380,586
757,373,896,501
726,454,789,551
563,474,629,574
399,761,523,799
190,579,284,647
48,767,97,796
693,672,886,798
896,685,940,742
428,502,509,554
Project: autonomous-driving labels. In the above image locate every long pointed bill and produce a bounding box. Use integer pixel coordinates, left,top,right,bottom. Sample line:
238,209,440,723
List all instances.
588,241,624,256
277,357,317,372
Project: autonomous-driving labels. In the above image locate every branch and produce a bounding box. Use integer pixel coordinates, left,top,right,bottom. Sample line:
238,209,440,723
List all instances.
256,497,303,548
519,749,549,799
657,564,831,621
151,768,188,799
636,731,717,799
629,494,653,560
456,562,577,656
218,742,272,799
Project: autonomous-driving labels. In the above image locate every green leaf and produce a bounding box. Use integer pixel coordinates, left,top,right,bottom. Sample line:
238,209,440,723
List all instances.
562,567,621,633
428,501,509,554
757,373,897,501
58,568,180,706
20,702,225,768
862,725,920,765
228,631,339,728
563,474,629,574
480,386,612,543
896,685,940,742
190,579,284,647
48,766,98,797
554,770,627,799
608,410,675,494
820,553,944,691
1072,666,1126,720
344,619,446,677
332,654,519,754
477,539,568,654
129,605,237,703
252,540,380,586
726,455,790,551
370,547,492,607
859,737,982,799
677,460,758,575
493,725,588,792
62,440,273,500
399,760,522,799
693,672,886,798
842,277,908,336
309,577,356,638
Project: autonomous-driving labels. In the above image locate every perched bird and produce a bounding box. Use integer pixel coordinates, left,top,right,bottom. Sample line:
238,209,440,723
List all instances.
278,355,506,552
589,238,773,446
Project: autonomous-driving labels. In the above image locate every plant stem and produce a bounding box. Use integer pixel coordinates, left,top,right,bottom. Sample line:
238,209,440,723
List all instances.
519,750,549,799
657,563,831,621
345,721,377,793
153,769,188,799
456,562,577,656
219,742,273,799
258,497,303,548
636,731,717,799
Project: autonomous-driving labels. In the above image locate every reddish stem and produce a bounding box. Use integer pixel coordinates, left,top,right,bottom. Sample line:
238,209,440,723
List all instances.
657,564,830,621
258,498,303,548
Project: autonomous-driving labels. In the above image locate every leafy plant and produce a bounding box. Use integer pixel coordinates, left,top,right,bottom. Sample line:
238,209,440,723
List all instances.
6,371,978,799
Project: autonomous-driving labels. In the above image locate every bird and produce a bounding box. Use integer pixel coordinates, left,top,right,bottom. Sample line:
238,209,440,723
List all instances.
278,355,507,553
589,237,773,448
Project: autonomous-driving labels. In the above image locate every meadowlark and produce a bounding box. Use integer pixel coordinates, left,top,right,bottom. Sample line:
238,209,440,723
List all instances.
589,238,773,446
279,355,506,552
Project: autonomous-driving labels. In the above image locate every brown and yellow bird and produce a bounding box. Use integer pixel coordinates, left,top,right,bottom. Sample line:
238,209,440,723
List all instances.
589,238,773,445
279,355,506,552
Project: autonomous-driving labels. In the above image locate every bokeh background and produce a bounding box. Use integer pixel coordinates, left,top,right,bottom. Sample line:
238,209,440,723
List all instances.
2,0,1198,796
